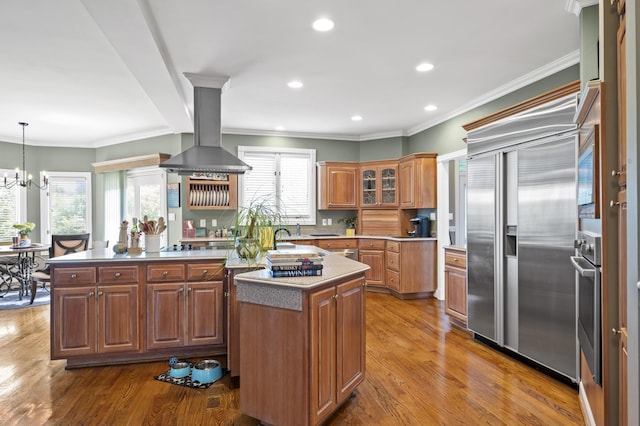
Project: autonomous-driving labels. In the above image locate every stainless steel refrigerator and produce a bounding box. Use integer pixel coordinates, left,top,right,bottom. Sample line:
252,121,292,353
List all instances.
466,94,578,381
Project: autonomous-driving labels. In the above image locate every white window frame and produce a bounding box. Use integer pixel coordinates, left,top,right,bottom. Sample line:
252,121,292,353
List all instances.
0,168,27,241
126,167,167,247
238,146,316,226
40,171,93,244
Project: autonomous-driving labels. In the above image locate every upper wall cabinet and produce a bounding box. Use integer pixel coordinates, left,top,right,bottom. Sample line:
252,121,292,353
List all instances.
398,153,437,209
187,175,238,210
317,162,359,210
359,161,398,208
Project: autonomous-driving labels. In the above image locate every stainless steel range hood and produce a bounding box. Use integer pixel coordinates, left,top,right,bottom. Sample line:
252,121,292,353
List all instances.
160,74,251,175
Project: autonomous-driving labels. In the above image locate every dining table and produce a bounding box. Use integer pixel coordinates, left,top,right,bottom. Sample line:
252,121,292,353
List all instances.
0,244,50,300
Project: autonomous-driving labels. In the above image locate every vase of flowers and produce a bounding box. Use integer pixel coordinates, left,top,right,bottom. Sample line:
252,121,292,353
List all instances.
13,222,36,247
233,196,281,260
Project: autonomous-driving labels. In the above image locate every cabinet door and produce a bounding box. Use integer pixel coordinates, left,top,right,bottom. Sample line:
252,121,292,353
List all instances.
379,165,398,207
399,160,415,207
327,166,358,208
360,168,377,207
336,277,366,401
445,267,467,324
147,282,185,349
97,285,139,353
359,249,384,286
52,286,96,358
187,281,224,346
310,286,337,425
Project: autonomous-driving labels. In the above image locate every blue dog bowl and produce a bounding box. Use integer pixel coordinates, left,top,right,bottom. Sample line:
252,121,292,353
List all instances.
169,361,191,378
191,360,222,384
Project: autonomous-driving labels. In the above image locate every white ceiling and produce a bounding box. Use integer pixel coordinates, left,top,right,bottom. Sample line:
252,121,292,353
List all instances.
0,0,583,148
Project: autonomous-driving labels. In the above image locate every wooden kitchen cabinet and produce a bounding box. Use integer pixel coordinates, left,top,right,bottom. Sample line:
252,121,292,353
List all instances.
358,238,385,288
310,277,366,425
52,266,139,358
385,239,437,298
187,175,237,210
398,153,437,209
238,274,366,426
147,262,224,350
317,162,359,209
444,246,467,327
359,161,398,208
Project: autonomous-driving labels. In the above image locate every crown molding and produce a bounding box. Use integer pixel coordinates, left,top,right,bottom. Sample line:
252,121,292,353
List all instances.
565,0,598,16
407,50,580,137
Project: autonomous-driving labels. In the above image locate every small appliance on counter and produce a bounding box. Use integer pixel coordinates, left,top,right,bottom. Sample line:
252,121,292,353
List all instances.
409,216,430,237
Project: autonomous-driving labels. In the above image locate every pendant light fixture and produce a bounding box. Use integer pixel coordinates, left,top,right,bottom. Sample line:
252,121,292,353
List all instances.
2,122,48,190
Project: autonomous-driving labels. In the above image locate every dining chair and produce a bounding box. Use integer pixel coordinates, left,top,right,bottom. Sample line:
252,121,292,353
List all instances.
30,233,90,304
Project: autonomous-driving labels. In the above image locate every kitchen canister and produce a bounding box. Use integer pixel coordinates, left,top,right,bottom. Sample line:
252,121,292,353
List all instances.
145,234,161,252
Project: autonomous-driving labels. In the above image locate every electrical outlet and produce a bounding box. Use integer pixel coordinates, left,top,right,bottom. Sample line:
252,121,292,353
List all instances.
211,219,217,227
430,212,436,221
448,213,454,220
200,219,206,227
168,213,176,221
327,218,332,226
322,219,327,226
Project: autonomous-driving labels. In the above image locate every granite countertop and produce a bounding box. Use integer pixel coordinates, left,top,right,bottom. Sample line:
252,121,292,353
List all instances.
47,247,229,264
181,234,436,244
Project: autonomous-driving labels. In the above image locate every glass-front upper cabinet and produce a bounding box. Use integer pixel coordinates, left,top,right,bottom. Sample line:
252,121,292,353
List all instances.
360,163,397,207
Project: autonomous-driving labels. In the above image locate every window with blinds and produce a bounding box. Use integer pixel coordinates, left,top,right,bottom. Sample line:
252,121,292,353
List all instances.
0,169,26,241
238,146,316,225
40,172,92,243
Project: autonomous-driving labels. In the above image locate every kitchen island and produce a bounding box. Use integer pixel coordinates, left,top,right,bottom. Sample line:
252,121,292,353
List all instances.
235,254,369,426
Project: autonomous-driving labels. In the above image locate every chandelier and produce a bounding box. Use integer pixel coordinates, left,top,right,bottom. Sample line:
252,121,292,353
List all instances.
2,122,48,190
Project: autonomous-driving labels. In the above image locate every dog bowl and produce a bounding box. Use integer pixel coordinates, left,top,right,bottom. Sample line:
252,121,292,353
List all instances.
169,361,191,378
191,360,222,384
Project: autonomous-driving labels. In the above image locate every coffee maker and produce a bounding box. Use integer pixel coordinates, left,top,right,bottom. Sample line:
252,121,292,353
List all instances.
409,215,430,238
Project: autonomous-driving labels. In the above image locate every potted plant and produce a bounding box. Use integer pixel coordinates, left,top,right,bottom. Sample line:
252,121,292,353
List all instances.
338,214,357,236
233,196,282,260
13,222,36,246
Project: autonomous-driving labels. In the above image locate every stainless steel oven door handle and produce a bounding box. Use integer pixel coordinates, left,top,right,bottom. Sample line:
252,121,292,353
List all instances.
570,256,595,278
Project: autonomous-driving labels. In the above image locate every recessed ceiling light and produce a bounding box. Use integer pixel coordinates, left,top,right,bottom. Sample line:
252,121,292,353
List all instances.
416,63,435,72
287,80,304,89
424,105,438,112
351,115,363,121
313,18,334,32
275,125,285,131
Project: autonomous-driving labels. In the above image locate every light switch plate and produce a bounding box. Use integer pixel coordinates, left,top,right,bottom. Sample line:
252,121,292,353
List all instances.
168,213,176,221
211,219,217,227
430,212,436,221
322,219,327,226
200,219,206,227
327,218,332,225
448,213,454,220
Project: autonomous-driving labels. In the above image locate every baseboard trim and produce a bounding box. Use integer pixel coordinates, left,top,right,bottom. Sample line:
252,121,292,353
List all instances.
578,381,597,426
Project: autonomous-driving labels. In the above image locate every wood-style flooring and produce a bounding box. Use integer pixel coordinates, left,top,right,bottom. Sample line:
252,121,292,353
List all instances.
0,292,584,425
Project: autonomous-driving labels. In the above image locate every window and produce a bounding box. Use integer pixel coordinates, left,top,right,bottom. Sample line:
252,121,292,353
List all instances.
126,168,167,247
40,172,92,243
238,146,316,225
0,168,27,241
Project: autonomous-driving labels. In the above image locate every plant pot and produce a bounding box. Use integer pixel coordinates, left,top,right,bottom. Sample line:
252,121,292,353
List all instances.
18,236,31,247
235,237,261,260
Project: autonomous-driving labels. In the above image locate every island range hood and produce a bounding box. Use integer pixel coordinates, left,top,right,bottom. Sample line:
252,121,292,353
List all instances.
160,74,251,175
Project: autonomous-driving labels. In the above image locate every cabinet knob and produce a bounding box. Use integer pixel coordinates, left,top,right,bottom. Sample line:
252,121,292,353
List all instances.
114,272,121,278
334,294,339,300
98,291,103,297
162,271,168,277
612,169,623,176
610,200,620,208
71,274,77,279
612,328,622,336
188,287,192,293
453,258,458,262
88,291,94,297
178,287,184,293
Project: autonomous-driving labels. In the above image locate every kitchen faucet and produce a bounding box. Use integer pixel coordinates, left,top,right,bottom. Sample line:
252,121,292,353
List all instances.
273,227,291,250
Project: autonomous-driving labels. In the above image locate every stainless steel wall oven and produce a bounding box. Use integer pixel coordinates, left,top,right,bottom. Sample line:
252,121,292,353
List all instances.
571,230,602,385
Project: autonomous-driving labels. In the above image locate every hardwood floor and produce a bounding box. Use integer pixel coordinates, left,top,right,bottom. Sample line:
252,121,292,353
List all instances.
0,292,584,425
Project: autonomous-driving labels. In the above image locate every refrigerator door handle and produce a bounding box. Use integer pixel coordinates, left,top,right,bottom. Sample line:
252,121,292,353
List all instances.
570,256,595,278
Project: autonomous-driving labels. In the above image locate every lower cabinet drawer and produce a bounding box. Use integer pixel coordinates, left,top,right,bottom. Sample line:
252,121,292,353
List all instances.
54,267,96,285
386,269,400,291
99,266,139,284
187,263,225,281
147,264,186,282
386,251,400,271
386,241,400,253
445,251,467,269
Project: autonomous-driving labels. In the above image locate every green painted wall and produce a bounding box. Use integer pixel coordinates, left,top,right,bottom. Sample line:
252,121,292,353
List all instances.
358,136,408,161
407,64,580,155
